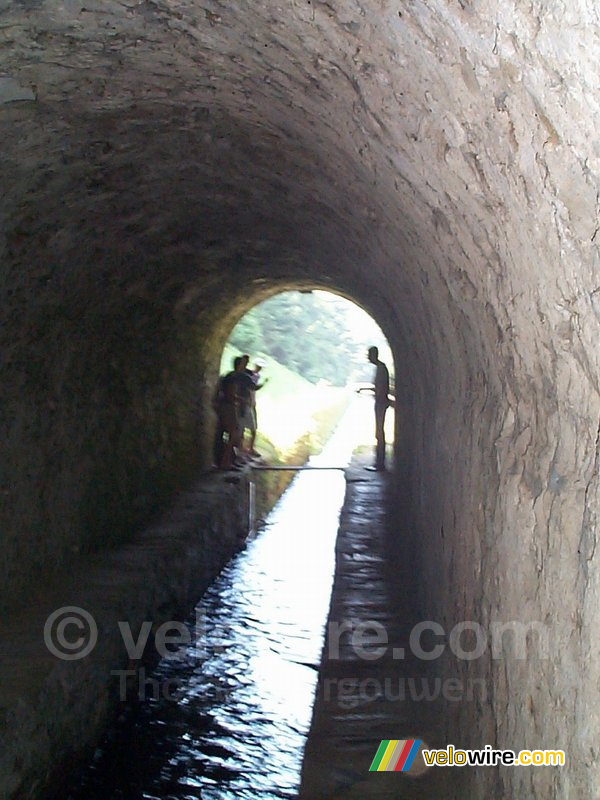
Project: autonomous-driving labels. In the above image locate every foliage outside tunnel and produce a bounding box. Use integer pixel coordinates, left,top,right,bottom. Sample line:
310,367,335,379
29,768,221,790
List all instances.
221,291,393,525
227,290,393,387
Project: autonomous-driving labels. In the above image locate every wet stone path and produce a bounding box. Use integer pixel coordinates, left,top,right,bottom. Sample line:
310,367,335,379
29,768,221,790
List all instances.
299,463,452,800
54,471,346,800
50,398,457,800
52,402,364,800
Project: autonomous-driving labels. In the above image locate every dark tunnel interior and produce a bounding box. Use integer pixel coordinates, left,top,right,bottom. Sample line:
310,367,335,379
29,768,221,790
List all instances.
2,1,600,797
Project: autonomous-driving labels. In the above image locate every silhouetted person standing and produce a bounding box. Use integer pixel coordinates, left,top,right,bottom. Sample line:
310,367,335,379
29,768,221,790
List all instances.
213,356,245,469
366,345,390,471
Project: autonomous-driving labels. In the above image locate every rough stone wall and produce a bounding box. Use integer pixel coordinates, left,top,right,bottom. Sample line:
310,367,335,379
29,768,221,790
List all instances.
1,1,600,796
0,470,250,798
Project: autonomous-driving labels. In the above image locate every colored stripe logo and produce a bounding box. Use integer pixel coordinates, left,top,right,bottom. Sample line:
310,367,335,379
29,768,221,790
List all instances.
369,740,422,772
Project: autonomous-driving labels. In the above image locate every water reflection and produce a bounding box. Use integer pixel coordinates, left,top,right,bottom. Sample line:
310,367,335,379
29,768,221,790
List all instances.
59,400,367,800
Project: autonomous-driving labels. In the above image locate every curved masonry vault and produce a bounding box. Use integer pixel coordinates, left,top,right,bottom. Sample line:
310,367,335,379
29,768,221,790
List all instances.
1,1,600,797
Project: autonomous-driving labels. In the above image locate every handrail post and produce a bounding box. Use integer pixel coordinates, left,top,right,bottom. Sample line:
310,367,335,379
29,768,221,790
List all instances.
248,478,256,536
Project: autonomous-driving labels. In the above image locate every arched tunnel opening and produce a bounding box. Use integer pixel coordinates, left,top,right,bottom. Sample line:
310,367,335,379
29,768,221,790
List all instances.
218,288,395,469
1,1,599,798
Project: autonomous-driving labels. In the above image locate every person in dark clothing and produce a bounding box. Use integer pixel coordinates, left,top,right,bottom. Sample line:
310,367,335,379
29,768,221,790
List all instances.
232,355,256,456
213,356,247,469
365,345,390,471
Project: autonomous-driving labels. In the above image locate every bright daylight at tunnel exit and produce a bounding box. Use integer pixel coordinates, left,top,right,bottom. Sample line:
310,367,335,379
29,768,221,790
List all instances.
1,1,599,798
217,290,394,475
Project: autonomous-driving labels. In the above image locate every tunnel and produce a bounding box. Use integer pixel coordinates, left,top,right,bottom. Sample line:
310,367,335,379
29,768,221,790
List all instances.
1,1,599,797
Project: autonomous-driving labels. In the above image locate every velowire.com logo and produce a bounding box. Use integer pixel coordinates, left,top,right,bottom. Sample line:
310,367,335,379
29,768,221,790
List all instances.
369,740,423,773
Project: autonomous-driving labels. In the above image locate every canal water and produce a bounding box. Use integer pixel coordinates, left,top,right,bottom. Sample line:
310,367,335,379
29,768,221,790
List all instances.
57,398,371,800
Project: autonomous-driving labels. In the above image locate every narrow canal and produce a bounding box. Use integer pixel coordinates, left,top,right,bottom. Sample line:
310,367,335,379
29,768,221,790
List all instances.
55,398,371,800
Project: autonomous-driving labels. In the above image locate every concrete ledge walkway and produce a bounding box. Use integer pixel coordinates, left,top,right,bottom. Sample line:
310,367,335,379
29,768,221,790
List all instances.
0,469,251,799
299,462,456,800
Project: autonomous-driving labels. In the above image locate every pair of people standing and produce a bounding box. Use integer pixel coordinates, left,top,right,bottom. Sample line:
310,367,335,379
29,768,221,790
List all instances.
213,355,267,469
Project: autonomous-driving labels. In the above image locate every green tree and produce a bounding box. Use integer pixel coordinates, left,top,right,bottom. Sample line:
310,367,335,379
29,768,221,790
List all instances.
226,290,392,386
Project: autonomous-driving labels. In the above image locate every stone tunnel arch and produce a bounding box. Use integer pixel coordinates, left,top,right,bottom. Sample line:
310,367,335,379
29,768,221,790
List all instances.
214,284,397,385
215,285,397,463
